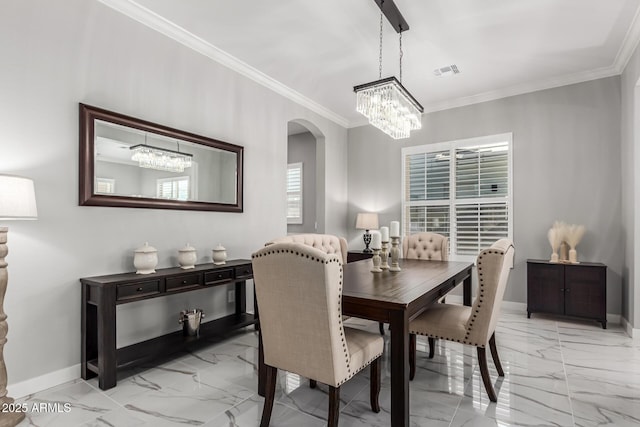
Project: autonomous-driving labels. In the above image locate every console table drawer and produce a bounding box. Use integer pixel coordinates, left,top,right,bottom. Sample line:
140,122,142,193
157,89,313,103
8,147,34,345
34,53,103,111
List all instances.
166,273,201,292
117,280,161,301
204,269,234,285
235,265,253,279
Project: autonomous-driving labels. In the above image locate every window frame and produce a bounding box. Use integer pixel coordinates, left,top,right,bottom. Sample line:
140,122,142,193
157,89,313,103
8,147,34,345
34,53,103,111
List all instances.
401,133,513,262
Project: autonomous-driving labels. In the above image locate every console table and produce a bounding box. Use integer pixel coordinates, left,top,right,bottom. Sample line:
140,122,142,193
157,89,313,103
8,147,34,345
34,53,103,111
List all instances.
81,259,256,390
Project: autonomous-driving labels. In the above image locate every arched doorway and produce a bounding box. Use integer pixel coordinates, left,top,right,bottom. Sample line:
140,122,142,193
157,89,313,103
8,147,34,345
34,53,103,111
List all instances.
287,119,326,234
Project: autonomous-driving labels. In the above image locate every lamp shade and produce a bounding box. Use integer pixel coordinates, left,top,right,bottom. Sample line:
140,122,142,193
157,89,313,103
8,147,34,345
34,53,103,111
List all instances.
0,175,38,220
356,212,379,230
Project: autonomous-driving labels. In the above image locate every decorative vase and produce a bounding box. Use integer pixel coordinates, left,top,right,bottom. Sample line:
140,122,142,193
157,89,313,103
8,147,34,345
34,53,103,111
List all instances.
371,248,382,273
178,244,197,269
212,244,227,265
134,242,158,274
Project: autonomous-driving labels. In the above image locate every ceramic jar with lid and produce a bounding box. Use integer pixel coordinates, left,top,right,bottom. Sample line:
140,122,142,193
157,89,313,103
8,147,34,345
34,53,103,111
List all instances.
212,244,227,265
134,242,158,274
178,244,197,269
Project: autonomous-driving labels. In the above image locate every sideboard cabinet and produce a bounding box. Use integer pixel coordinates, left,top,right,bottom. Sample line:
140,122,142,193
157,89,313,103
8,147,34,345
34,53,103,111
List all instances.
526,259,606,328
81,260,256,390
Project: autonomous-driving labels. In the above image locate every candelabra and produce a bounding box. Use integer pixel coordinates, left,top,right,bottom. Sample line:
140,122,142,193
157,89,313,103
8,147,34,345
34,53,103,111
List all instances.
380,241,389,270
370,248,382,273
389,236,401,272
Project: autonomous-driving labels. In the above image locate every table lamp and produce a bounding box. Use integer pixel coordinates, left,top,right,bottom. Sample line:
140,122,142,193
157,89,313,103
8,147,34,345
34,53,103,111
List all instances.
0,174,37,426
356,212,379,253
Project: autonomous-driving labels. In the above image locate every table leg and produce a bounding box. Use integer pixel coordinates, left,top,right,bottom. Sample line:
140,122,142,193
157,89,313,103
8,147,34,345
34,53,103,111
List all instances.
97,287,117,390
463,268,472,306
389,310,409,427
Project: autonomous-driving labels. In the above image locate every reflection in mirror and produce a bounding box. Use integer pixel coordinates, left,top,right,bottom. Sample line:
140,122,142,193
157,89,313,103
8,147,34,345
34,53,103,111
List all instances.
80,104,243,212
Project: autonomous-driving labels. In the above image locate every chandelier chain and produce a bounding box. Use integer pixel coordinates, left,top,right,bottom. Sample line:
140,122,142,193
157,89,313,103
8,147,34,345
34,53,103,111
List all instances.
399,30,403,83
378,11,383,79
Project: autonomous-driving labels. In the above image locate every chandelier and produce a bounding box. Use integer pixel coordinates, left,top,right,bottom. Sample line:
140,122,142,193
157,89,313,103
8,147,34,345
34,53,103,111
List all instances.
354,0,423,139
130,140,193,173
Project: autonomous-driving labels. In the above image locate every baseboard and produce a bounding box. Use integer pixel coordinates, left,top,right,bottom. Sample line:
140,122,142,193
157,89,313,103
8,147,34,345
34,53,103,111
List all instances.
620,316,640,339
9,364,80,399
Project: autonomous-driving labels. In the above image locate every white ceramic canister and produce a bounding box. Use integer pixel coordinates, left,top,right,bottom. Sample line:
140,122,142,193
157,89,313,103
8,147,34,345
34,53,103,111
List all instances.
134,242,158,274
178,244,197,269
212,244,227,265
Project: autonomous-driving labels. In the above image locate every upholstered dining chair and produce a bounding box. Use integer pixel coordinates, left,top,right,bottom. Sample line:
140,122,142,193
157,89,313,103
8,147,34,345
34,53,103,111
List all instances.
378,232,450,337
408,238,515,402
392,232,450,351
267,233,348,264
252,243,383,427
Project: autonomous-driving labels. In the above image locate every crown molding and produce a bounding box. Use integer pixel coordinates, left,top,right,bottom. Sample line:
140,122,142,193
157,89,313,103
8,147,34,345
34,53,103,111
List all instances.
613,4,640,74
420,65,620,115
97,0,350,128
98,0,640,130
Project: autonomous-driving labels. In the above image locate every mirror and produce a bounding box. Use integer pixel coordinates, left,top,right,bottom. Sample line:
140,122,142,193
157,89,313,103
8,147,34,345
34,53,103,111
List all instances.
80,104,243,212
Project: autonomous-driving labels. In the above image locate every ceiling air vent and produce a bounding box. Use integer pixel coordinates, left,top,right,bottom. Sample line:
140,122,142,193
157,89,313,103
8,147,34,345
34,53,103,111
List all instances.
433,64,460,77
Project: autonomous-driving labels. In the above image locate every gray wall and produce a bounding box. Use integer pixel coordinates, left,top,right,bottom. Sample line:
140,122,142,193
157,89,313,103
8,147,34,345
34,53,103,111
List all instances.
287,132,317,233
621,38,640,329
1,0,348,391
348,77,622,313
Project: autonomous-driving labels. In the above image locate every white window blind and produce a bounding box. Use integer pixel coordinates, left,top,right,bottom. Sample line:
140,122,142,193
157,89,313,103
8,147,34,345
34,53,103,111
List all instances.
287,162,303,224
95,178,115,194
402,134,512,260
156,176,189,200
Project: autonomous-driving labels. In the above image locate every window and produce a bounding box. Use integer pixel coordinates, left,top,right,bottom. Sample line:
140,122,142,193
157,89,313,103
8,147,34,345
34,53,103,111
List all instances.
287,162,303,224
156,176,190,200
402,133,512,260
95,178,115,194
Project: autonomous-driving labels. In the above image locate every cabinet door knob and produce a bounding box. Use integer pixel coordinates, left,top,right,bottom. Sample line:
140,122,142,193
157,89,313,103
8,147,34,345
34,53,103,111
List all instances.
137,287,143,292
565,288,571,293
182,280,188,284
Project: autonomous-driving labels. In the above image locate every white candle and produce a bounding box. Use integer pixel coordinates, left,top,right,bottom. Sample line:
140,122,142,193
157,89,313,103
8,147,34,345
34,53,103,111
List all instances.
390,221,400,237
371,231,381,249
380,226,389,242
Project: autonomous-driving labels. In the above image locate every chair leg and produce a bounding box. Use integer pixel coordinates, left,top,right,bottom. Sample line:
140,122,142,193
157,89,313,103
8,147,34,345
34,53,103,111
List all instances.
489,333,504,377
260,365,278,427
409,333,416,381
477,347,497,402
370,357,381,413
428,337,435,359
379,322,385,335
309,379,317,388
328,386,340,427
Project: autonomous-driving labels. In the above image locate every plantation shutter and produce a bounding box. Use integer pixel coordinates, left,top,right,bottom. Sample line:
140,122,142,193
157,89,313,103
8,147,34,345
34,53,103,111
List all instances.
454,142,509,255
287,162,303,224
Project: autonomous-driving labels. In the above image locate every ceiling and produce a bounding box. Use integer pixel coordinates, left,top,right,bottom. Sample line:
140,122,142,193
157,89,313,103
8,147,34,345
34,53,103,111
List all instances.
101,0,640,128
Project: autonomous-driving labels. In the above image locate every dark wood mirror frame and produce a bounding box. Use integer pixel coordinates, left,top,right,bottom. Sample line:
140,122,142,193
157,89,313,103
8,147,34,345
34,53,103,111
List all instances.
79,103,243,212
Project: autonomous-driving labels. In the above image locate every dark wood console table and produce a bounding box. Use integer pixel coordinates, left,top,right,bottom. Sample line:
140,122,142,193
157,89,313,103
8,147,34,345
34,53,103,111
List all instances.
81,259,256,390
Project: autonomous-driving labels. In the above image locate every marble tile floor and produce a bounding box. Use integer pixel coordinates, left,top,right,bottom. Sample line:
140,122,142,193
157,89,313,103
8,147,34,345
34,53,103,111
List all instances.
14,309,640,427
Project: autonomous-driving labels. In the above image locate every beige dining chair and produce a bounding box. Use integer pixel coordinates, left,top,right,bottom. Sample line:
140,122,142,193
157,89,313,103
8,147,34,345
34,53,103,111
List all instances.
252,242,383,427
379,232,450,341
267,233,348,264
400,232,450,353
408,238,515,402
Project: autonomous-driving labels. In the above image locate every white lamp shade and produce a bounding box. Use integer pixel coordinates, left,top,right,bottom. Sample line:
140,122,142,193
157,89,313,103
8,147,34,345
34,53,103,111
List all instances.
0,175,38,220
356,212,379,230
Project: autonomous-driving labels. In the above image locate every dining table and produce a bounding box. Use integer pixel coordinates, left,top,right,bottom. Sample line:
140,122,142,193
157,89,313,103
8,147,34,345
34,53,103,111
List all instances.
257,257,474,427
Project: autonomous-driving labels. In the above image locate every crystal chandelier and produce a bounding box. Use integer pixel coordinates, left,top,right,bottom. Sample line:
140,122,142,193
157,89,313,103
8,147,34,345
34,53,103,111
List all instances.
354,1,423,139
130,141,193,173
